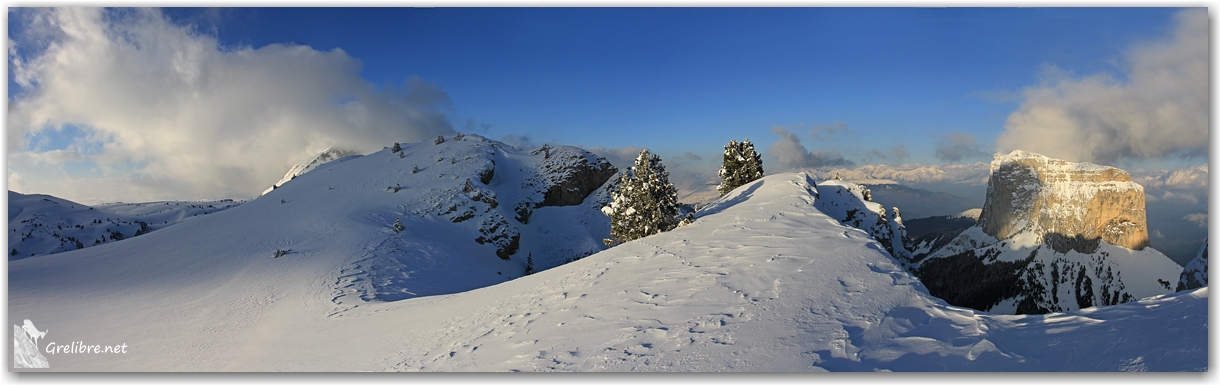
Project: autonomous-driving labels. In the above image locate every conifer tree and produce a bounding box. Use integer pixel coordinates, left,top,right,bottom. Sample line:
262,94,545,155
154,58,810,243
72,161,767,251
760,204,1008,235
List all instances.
603,149,680,246
717,138,764,196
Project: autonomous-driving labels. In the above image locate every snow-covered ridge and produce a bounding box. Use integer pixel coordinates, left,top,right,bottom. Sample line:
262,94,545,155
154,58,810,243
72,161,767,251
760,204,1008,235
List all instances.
7,191,242,260
261,146,363,196
9,172,1205,371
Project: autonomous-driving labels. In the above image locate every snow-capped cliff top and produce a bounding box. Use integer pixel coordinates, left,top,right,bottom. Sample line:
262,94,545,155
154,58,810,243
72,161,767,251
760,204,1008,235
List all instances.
992,150,1117,174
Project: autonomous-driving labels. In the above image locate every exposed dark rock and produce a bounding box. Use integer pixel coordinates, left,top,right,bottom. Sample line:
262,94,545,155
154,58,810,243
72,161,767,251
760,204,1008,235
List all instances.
513,201,532,225
1177,241,1208,291
478,161,495,185
1045,233,1101,254
534,147,617,207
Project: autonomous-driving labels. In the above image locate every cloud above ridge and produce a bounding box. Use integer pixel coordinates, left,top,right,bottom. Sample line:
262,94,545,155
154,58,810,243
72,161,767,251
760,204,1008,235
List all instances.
996,9,1207,165
934,131,989,162
767,126,852,169
7,8,454,203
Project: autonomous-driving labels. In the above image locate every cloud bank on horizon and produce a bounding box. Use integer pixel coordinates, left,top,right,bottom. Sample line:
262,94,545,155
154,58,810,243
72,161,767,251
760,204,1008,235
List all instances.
7,8,454,203
996,9,1208,165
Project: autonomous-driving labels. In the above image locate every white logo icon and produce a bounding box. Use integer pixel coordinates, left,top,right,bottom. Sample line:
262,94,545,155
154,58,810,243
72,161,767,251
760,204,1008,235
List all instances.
21,320,47,346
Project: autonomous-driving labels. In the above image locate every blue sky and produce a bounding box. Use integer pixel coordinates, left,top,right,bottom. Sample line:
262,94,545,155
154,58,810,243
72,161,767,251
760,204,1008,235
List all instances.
162,7,1182,162
6,7,1208,204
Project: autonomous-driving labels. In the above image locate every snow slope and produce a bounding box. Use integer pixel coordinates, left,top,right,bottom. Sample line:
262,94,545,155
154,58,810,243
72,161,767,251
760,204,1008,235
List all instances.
7,191,242,260
8,173,1206,371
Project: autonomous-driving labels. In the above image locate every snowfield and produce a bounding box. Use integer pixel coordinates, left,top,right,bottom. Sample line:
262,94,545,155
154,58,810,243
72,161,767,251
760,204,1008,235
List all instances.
8,172,1206,371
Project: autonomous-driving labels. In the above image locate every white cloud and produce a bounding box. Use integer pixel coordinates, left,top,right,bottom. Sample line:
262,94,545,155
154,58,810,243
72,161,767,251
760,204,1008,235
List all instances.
1131,165,1207,208
7,8,454,203
1183,213,1207,228
1161,191,1199,206
1133,164,1209,191
997,9,1207,165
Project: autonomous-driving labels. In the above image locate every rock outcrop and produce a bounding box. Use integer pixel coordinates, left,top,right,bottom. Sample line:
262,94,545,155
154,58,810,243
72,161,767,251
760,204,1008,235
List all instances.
530,144,618,207
914,151,1180,315
13,325,49,368
978,150,1149,251
1177,241,1208,292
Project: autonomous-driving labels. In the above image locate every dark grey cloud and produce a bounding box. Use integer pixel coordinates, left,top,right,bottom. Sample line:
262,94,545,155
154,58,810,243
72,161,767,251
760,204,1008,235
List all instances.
464,119,494,133
934,131,989,162
866,145,910,164
767,127,852,169
499,134,536,150
810,121,851,140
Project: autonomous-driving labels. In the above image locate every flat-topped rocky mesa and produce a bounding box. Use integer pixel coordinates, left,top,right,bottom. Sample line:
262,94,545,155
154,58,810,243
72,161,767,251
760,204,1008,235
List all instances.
915,150,1179,314
978,150,1150,252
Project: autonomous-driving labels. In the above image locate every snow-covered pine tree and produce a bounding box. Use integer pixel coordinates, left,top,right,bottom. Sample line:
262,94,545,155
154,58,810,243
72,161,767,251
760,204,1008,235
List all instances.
603,149,680,246
716,138,764,196
717,140,742,197
741,138,764,181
